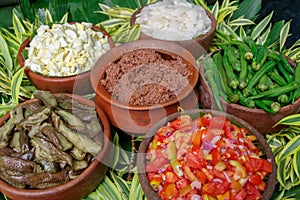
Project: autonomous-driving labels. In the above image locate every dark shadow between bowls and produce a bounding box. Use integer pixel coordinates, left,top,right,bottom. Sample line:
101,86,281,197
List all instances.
137,109,277,200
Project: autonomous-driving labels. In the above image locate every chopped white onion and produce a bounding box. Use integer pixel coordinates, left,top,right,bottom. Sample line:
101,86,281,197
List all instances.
25,22,110,77
135,0,212,41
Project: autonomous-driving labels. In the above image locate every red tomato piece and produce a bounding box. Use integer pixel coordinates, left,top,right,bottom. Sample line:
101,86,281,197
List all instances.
202,182,218,197
262,159,273,173
249,173,262,185
246,182,262,199
185,152,206,169
211,148,221,165
195,170,207,184
201,113,212,127
244,157,264,172
176,177,189,190
235,189,247,200
146,155,169,172
165,172,179,183
209,115,227,130
224,123,238,140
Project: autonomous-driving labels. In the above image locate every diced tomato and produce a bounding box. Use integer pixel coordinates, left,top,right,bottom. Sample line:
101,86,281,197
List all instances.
201,168,214,181
211,148,221,165
186,152,206,169
224,124,238,140
202,182,218,197
235,189,247,200
257,181,267,191
244,157,263,172
246,182,262,199
201,113,212,127
176,177,189,190
249,173,262,185
212,169,226,180
209,115,226,130
164,183,179,200
261,159,273,173
195,170,207,184
192,129,204,147
215,181,230,194
165,172,179,183
146,155,169,172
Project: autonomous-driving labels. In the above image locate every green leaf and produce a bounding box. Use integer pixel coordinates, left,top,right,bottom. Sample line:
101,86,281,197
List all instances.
251,11,273,40
96,176,123,200
12,12,26,41
265,20,285,47
278,135,300,161
219,23,239,40
277,156,292,188
129,172,145,200
211,0,219,20
10,68,25,105
0,33,13,76
293,151,300,178
232,0,261,20
280,20,291,51
274,114,300,127
45,9,54,25
109,171,130,200
257,23,271,45
229,17,255,27
100,18,127,29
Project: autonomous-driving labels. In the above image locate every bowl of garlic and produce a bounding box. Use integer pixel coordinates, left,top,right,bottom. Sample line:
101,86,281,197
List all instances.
18,22,115,95
130,0,216,58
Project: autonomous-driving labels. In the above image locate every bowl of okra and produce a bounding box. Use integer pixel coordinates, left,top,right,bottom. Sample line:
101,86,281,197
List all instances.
198,37,300,134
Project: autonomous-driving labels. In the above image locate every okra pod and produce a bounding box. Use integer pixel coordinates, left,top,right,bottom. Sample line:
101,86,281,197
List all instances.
239,48,248,89
243,61,276,96
222,45,239,89
268,68,288,87
277,62,292,83
249,82,299,100
255,99,281,114
279,53,294,74
227,46,241,72
252,45,268,71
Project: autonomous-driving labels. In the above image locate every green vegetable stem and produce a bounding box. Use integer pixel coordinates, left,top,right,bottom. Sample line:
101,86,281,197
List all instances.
243,61,276,97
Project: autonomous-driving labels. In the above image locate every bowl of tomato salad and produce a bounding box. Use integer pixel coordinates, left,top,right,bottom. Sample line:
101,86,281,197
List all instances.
137,109,276,200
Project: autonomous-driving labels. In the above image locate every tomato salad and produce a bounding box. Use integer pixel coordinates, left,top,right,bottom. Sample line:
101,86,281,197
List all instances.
145,113,273,200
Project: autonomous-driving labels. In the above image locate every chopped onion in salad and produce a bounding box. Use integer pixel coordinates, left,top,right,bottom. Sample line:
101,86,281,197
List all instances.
24,22,110,77
135,0,212,41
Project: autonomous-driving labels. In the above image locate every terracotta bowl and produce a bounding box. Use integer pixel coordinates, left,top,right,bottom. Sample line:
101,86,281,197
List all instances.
137,109,277,200
0,94,112,200
130,6,216,58
17,24,115,95
199,56,300,134
90,39,199,135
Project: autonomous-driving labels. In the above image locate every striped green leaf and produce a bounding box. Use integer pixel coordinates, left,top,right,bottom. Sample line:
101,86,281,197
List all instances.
96,176,123,200
293,151,300,178
220,23,239,40
59,13,69,23
45,9,54,25
277,156,292,188
278,135,300,161
265,20,285,47
12,12,25,41
129,172,145,200
211,0,219,20
251,11,273,40
280,20,291,51
0,34,13,75
257,24,271,45
229,17,255,27
274,114,300,127
10,68,24,105
109,171,130,200
100,18,127,29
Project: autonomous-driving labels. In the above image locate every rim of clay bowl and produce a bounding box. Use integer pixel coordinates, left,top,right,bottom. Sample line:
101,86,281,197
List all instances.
137,109,277,200
0,94,112,200
90,39,199,111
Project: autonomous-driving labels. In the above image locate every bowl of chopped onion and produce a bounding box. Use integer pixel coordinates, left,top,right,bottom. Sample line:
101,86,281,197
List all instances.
0,90,112,200
137,109,276,200
130,0,216,58
18,22,115,95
